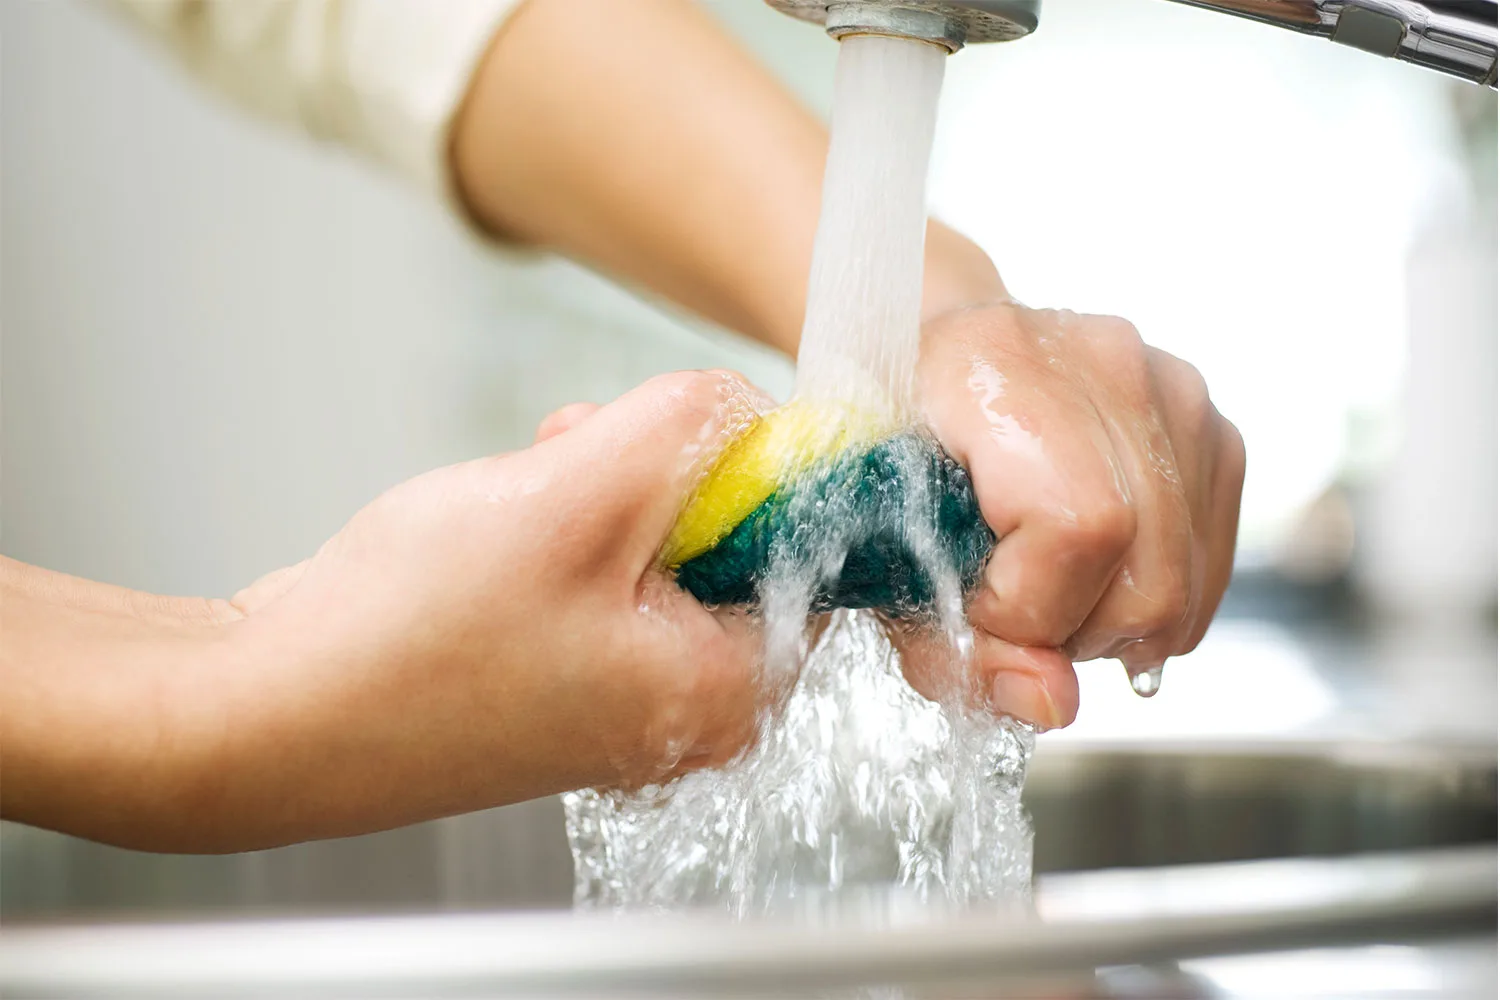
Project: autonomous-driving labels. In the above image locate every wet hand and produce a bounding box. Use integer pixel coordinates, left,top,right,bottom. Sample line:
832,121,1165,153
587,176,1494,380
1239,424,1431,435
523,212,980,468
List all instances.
209,372,764,848
907,303,1245,730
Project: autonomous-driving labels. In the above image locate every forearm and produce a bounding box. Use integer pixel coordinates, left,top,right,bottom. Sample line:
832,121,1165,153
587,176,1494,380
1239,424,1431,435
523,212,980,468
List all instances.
0,557,236,849
0,551,643,853
105,0,1001,349
451,0,1004,356
0,558,473,852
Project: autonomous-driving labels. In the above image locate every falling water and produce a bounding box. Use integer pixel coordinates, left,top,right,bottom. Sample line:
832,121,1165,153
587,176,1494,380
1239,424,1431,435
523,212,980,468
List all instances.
565,35,1034,922
795,34,946,422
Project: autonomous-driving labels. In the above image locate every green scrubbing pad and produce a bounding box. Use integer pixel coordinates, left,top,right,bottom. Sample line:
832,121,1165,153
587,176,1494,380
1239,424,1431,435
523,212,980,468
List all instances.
674,430,994,617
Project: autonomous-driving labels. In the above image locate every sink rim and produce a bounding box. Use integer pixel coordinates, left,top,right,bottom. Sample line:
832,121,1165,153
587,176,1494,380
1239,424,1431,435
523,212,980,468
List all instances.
1028,736,1498,764
1,846,1491,998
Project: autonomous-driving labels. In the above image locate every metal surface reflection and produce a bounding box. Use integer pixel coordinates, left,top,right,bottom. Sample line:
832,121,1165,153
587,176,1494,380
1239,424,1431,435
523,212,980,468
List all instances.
0,848,1492,998
765,0,1499,87
1026,741,1497,873
1162,0,1498,86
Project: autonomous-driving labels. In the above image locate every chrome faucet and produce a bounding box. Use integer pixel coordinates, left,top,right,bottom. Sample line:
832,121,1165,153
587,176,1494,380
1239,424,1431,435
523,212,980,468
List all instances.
766,1,1498,88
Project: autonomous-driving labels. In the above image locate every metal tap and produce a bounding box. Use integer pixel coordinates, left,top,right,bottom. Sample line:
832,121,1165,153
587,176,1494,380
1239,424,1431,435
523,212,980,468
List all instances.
765,1,1499,88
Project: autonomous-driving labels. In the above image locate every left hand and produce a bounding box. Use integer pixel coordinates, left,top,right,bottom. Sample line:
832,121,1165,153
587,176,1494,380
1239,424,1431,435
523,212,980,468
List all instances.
0,372,768,853
899,301,1246,730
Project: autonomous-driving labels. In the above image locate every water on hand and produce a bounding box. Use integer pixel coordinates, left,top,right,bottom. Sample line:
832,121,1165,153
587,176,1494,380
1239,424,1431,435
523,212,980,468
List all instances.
565,35,1035,918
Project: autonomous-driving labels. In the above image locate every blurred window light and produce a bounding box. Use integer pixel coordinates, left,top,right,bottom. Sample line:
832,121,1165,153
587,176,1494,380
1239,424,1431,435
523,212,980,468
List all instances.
1045,620,1339,742
929,0,1472,559
1182,943,1446,997
1036,856,1425,923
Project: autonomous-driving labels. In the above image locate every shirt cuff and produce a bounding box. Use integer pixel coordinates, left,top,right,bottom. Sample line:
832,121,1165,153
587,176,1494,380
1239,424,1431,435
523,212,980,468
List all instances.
334,0,522,229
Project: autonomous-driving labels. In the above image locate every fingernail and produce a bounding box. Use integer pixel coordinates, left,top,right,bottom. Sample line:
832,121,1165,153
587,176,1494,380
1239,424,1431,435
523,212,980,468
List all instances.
990,672,1063,731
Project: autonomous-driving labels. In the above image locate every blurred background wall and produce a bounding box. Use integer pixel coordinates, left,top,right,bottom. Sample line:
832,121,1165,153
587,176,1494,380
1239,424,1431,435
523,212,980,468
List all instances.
2,0,1494,917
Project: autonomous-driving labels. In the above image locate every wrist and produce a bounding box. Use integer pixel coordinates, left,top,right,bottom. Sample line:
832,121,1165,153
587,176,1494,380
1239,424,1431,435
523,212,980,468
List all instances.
755,221,1008,359
0,559,245,849
922,221,1008,323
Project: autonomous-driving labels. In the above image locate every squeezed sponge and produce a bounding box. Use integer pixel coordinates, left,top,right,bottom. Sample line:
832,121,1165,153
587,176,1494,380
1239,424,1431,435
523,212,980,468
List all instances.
664,403,994,617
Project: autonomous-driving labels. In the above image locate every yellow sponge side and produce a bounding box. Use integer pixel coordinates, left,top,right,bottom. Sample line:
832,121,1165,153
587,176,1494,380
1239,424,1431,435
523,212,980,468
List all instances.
662,399,890,568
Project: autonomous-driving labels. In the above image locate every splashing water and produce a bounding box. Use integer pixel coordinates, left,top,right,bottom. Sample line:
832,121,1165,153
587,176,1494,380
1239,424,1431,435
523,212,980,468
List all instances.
567,613,1034,915
565,35,1035,920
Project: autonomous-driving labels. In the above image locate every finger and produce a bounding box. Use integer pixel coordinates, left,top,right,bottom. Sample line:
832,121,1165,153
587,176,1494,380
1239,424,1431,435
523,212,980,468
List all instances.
932,352,1138,649
546,369,765,572
228,559,310,615
969,496,1136,649
1073,349,1236,667
1065,332,1195,665
977,631,1078,731
1181,416,1245,652
889,618,966,705
629,578,764,784
533,401,601,443
673,606,764,772
892,621,1077,731
1135,356,1232,659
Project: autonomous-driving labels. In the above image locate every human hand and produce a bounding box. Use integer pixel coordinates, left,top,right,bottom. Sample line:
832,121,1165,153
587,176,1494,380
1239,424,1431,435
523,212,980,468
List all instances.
902,303,1245,730
184,371,764,850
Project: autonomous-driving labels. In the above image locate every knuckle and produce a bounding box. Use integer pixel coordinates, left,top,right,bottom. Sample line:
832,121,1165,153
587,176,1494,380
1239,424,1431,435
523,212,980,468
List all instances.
1221,418,1247,484
1087,316,1152,389
535,403,591,441
633,371,737,451
653,369,728,411
1086,311,1139,336
1177,626,1210,657
1156,353,1219,436
624,626,756,783
1162,354,1210,408
1093,315,1146,354
626,666,702,784
602,626,696,786
1056,499,1137,556
1151,578,1193,633
657,369,758,436
1118,578,1192,641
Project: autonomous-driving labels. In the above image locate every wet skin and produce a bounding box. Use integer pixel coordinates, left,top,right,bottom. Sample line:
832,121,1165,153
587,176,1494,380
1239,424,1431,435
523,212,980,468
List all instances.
904,302,1246,730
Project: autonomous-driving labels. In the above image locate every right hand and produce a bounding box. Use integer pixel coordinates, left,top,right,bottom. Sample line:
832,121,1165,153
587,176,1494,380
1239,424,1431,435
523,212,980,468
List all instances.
901,303,1245,731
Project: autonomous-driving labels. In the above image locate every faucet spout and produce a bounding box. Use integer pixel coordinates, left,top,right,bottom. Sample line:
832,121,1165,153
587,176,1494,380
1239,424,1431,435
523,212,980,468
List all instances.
1163,0,1497,87
765,1,1498,88
765,1,1041,51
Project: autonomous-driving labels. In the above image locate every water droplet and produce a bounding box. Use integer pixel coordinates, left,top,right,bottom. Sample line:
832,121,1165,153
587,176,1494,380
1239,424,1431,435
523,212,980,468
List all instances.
1128,664,1164,698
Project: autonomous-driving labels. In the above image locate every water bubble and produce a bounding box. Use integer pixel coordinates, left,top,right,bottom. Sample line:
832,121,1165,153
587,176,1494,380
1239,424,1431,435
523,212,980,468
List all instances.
1127,663,1164,698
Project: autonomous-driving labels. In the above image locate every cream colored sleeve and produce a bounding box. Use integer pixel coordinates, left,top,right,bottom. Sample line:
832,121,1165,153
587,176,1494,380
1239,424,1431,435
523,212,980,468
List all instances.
100,0,521,213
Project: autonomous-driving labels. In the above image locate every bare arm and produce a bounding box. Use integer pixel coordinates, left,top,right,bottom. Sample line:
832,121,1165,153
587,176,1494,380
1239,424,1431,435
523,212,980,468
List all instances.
0,558,237,846
0,374,767,852
9,1,1241,852
449,0,1003,355
102,0,1006,355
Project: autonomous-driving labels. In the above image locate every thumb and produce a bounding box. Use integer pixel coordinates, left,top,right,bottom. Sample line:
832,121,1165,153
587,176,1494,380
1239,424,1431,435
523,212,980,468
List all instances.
540,370,767,571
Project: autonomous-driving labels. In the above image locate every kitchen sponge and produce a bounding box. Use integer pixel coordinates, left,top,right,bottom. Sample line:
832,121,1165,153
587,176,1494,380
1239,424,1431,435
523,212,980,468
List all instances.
664,402,993,617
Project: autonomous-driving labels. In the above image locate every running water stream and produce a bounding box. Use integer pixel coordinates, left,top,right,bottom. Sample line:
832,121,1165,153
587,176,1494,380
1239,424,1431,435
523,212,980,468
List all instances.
565,34,1034,919
795,33,944,421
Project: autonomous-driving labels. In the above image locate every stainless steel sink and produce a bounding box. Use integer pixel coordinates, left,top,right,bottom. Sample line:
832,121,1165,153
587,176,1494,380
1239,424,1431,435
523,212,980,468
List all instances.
2,740,1495,998
1025,740,1497,873
4,740,1493,919
1,848,1493,998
